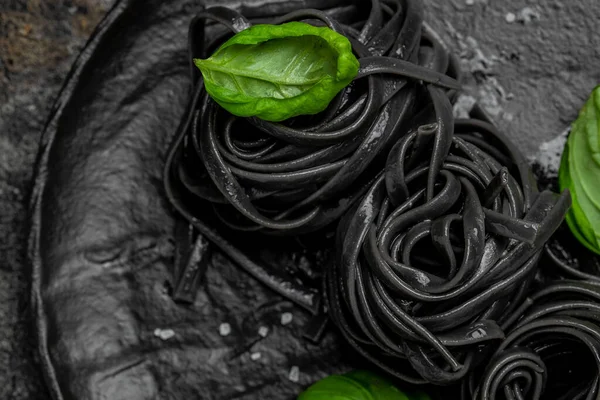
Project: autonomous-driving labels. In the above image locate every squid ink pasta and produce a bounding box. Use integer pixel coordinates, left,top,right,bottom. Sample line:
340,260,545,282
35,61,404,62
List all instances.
464,280,600,400
542,226,600,283
325,102,571,384
164,0,461,309
165,0,460,235
162,0,577,389
532,161,600,284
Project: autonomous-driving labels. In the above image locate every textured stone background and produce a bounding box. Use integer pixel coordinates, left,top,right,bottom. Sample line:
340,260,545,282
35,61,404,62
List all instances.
0,0,598,398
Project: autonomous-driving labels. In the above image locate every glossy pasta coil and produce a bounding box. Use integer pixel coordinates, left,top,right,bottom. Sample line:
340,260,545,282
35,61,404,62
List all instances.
465,280,600,400
542,225,600,283
166,0,461,236
326,92,572,385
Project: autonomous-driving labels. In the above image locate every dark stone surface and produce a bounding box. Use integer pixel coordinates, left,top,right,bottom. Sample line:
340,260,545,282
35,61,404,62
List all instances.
0,0,598,399
1,3,111,398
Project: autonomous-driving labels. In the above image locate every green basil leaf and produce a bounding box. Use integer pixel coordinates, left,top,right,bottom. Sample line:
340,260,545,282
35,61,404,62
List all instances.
559,85,600,255
297,370,431,400
193,21,359,122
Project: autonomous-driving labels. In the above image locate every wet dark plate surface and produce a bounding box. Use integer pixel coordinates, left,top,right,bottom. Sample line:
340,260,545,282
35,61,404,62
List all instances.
0,0,599,399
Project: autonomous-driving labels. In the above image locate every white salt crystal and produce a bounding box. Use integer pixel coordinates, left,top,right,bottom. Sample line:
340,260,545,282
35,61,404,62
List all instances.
288,366,300,382
154,328,175,341
219,322,231,336
281,312,293,326
258,326,269,338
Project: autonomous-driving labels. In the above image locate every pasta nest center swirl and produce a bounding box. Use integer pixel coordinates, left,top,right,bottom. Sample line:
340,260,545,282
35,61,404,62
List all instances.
326,89,571,384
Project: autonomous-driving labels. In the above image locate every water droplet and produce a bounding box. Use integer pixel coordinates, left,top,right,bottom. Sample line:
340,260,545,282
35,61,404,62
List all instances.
471,328,486,339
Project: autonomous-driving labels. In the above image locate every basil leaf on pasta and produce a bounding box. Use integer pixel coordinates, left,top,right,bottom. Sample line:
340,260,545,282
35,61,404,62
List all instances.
194,22,359,122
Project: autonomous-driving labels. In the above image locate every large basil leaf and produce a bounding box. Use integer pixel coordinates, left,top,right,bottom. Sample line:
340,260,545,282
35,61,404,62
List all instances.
194,21,359,122
297,370,430,400
559,85,600,255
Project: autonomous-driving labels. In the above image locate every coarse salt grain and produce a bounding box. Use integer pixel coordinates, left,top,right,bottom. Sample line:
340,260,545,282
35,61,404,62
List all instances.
154,328,175,341
288,366,300,382
258,326,269,337
219,322,231,336
281,312,293,326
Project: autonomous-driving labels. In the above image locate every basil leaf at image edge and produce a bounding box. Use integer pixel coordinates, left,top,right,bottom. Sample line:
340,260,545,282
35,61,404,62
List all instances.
559,85,600,255
559,143,597,252
194,22,359,122
297,370,430,400
297,374,377,400
343,371,410,400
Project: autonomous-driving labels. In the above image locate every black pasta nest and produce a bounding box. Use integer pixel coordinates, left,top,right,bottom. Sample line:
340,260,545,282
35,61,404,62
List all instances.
161,0,600,398
165,0,460,235
325,94,571,384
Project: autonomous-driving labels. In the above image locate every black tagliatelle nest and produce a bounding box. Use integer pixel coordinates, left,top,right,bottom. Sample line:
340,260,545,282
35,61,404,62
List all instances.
160,0,597,397
164,0,461,236
325,102,571,384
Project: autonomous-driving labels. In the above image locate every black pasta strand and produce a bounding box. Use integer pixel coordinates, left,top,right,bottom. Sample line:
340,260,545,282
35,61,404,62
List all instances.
541,224,600,283
465,280,600,400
